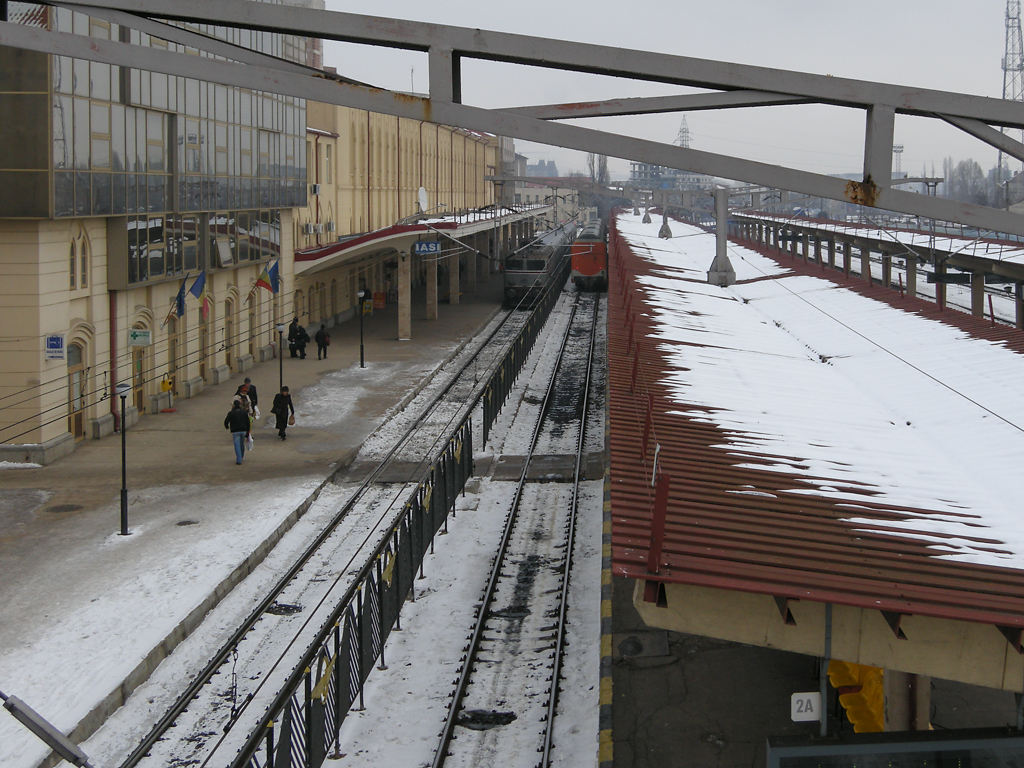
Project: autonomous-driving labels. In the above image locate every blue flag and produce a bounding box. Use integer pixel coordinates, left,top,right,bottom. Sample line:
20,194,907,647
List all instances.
188,271,206,300
175,272,190,317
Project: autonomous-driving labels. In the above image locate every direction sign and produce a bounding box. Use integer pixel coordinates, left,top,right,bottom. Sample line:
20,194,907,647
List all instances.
790,692,821,722
128,328,152,347
413,241,442,255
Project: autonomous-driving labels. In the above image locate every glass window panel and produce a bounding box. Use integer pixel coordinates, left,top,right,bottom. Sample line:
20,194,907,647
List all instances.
74,172,90,215
111,104,125,171
185,78,199,116
73,57,88,97
91,62,110,100
80,242,88,288
90,102,109,134
73,98,89,169
69,243,76,289
92,173,111,214
152,73,168,111
54,56,72,95
139,69,150,106
53,95,72,169
55,7,72,32
148,174,167,212
214,85,227,122
136,112,146,171
91,139,110,168
55,172,74,217
111,173,126,214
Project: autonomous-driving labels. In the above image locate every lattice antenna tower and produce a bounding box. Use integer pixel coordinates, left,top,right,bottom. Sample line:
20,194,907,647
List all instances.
1001,0,1024,180
675,116,692,148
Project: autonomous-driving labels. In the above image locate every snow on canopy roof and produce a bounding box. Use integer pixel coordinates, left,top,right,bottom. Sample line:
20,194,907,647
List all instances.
609,211,1024,629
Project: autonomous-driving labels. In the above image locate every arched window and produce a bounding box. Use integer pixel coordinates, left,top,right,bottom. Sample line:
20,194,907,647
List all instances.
79,237,89,288
69,242,76,289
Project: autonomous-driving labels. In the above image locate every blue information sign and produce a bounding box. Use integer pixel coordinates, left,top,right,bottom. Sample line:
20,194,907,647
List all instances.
413,241,442,255
45,334,65,360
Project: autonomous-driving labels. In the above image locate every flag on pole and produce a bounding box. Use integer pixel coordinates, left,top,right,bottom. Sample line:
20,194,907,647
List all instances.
162,273,190,327
189,271,210,320
248,261,279,303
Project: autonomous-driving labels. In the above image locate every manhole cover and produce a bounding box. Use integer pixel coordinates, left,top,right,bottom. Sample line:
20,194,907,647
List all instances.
46,504,82,514
266,603,303,616
457,709,517,730
176,520,200,526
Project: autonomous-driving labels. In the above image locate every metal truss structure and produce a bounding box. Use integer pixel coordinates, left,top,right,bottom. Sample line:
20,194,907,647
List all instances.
4,0,1024,233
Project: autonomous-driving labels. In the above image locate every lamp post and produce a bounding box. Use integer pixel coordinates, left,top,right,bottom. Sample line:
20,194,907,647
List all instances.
114,382,131,536
357,289,366,368
275,322,286,392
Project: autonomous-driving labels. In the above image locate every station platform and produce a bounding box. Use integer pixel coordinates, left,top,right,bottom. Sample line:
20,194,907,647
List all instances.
0,278,504,766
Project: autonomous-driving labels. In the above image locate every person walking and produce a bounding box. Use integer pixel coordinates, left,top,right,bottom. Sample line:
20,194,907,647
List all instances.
314,324,330,360
272,385,295,440
295,324,309,359
224,398,251,464
235,377,258,411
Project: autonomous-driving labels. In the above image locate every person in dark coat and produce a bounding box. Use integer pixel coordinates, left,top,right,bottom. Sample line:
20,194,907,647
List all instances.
287,318,300,358
224,398,251,464
295,325,309,359
314,324,330,360
272,385,295,440
235,377,258,409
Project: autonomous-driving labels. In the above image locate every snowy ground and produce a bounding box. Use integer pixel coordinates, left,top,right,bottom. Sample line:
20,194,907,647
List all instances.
618,211,1024,568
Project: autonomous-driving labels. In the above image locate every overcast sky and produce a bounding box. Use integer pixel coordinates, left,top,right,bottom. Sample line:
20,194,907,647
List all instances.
322,1,1009,181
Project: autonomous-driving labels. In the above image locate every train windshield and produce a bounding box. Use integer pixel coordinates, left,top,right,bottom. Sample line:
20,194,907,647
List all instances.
526,259,546,270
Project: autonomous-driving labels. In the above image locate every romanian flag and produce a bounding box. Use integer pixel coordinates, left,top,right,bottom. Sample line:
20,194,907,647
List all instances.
248,261,279,303
162,273,190,327
189,271,210,320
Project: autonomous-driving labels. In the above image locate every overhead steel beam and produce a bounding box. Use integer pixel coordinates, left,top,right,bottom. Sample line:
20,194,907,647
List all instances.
940,114,1024,164
55,0,1024,128
505,90,810,120
4,20,1023,236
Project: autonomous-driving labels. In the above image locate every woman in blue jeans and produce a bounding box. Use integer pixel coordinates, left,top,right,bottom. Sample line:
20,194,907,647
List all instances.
224,398,251,464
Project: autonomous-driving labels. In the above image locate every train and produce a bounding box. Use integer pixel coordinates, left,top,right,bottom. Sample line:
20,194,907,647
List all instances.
503,224,574,308
569,218,608,291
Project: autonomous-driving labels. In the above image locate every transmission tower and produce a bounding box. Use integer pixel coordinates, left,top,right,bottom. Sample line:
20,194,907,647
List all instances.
1000,0,1024,181
892,144,904,177
675,116,692,148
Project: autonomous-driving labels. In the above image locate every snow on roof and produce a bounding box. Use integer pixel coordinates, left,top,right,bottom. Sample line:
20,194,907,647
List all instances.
610,211,1024,627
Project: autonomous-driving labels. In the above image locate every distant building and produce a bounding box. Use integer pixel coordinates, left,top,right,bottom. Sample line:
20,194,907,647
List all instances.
527,159,559,178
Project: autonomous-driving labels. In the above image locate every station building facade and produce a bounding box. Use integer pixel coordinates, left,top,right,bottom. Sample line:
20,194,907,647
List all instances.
0,3,500,464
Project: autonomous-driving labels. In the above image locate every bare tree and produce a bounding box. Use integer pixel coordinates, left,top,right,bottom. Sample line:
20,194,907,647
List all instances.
587,153,610,186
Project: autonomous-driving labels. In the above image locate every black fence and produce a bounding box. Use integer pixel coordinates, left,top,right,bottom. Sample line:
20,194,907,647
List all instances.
233,421,473,768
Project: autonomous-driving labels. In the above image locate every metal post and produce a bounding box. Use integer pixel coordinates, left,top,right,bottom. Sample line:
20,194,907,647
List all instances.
357,290,365,368
820,603,832,737
275,322,286,392
119,393,128,535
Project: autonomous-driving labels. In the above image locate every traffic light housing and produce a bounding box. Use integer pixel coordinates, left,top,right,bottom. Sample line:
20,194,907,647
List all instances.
827,660,885,733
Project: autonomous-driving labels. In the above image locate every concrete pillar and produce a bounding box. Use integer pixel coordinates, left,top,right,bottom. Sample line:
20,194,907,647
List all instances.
906,255,917,299
971,272,985,317
813,237,822,266
881,254,892,288
707,187,736,287
884,671,931,731
934,261,947,310
842,242,851,277
465,244,477,291
827,239,836,270
449,252,461,305
426,256,438,320
860,246,872,283
398,250,411,340
801,234,810,261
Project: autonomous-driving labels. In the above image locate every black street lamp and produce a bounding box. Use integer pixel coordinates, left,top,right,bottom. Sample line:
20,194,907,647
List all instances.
114,382,131,535
275,322,287,391
357,290,366,368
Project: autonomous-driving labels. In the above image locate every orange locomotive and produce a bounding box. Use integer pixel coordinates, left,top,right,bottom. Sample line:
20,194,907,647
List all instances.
570,219,608,291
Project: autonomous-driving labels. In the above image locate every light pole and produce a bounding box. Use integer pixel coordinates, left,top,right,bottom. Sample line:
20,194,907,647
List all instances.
114,382,131,535
275,322,286,392
357,289,366,368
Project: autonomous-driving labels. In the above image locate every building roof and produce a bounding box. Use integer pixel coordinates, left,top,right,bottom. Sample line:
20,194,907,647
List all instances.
609,212,1024,631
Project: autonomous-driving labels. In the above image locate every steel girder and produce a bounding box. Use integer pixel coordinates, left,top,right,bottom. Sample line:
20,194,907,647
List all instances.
5,0,1024,234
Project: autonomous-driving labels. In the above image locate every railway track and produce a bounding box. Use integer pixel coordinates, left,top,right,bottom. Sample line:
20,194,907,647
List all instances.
114,306,535,768
432,292,600,768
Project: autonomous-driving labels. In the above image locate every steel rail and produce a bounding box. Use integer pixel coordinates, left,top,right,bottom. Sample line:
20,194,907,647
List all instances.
540,294,599,766
118,306,521,768
431,291,593,768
